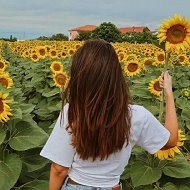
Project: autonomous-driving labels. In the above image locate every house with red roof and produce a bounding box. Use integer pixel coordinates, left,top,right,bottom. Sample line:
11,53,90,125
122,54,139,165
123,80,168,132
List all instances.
68,25,97,40
68,25,150,40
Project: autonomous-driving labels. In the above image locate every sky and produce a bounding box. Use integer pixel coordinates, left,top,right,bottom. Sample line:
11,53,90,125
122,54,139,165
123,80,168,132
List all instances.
0,0,190,40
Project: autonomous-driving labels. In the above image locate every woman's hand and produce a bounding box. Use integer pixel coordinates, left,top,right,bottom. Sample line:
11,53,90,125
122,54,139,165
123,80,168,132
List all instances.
159,70,173,96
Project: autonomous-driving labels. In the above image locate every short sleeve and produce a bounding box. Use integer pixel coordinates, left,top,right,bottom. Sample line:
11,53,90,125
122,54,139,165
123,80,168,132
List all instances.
40,104,75,167
135,107,170,154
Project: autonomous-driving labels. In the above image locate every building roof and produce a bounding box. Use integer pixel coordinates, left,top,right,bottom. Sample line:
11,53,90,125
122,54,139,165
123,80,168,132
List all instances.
69,25,97,32
119,27,150,33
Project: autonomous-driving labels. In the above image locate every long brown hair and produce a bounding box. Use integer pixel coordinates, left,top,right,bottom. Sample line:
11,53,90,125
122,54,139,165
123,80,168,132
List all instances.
64,39,131,161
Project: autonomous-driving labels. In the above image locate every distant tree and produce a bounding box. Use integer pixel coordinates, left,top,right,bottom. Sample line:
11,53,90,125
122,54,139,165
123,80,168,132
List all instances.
50,33,68,41
76,31,93,41
91,22,122,43
37,36,49,40
121,32,158,44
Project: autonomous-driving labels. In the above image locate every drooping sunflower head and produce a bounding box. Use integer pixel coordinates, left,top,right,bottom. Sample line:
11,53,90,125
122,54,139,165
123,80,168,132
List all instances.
154,129,186,160
0,72,14,88
53,71,69,89
50,61,63,73
123,60,142,77
158,14,190,52
0,60,7,72
0,92,13,123
148,78,162,97
143,58,154,66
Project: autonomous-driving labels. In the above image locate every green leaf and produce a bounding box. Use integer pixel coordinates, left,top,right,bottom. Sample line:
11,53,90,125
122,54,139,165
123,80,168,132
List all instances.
181,107,190,121
20,104,36,114
18,180,48,190
162,182,178,190
163,156,190,178
0,127,6,145
42,88,60,97
130,161,162,187
20,149,49,172
0,154,22,190
9,121,48,151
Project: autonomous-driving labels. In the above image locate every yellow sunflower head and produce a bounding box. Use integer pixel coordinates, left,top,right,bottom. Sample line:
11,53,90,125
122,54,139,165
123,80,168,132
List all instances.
158,14,190,52
178,54,187,65
154,129,186,160
50,61,63,73
0,72,13,88
124,60,142,77
37,46,46,58
154,52,165,65
143,58,154,66
49,49,58,58
148,78,162,97
68,48,75,56
0,60,7,72
31,53,40,62
53,72,69,89
0,92,13,123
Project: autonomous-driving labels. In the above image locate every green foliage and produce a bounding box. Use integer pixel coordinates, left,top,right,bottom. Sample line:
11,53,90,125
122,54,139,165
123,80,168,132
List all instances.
121,32,159,44
91,22,122,42
0,41,190,190
76,31,93,41
37,33,68,41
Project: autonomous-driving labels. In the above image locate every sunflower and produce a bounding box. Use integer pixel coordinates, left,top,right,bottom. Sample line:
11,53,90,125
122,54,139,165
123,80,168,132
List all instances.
49,49,58,58
178,54,187,65
31,53,40,62
143,58,154,66
37,46,46,58
0,92,13,123
0,60,7,72
154,52,165,65
53,72,69,89
182,88,190,98
50,61,63,73
154,129,186,160
124,60,142,77
148,78,162,96
68,48,75,56
158,14,190,52
0,72,13,88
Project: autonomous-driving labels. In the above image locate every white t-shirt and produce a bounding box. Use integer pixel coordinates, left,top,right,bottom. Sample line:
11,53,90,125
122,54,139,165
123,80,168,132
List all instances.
40,104,170,187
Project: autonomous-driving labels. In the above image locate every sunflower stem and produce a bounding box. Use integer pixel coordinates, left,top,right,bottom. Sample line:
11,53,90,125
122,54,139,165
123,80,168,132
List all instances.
159,52,170,122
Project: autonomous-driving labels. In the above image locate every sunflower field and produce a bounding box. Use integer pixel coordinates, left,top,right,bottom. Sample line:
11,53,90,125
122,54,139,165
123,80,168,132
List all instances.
0,15,190,190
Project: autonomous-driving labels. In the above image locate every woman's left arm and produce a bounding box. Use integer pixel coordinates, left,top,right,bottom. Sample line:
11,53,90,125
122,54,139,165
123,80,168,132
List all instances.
49,162,69,190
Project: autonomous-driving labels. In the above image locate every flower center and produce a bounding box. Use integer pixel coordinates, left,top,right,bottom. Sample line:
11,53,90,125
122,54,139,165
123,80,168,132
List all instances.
32,54,38,60
0,78,8,87
127,63,138,72
166,24,187,44
39,49,45,56
179,56,185,62
157,54,165,62
56,74,66,86
0,99,4,114
51,50,57,56
153,81,162,91
53,64,61,71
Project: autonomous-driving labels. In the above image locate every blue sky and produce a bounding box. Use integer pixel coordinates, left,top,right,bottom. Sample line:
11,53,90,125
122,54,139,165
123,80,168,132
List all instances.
0,0,190,39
